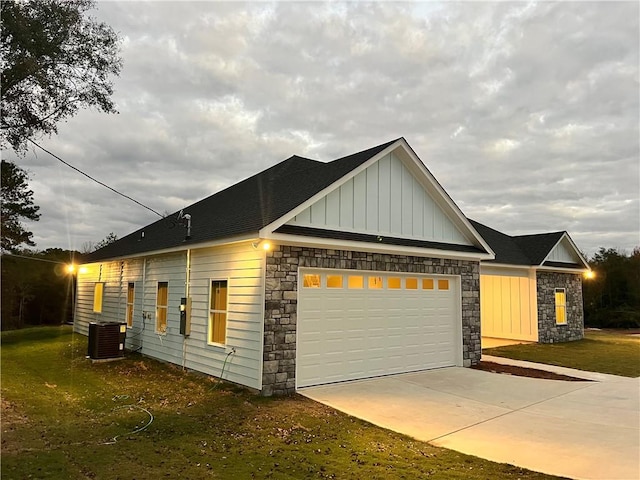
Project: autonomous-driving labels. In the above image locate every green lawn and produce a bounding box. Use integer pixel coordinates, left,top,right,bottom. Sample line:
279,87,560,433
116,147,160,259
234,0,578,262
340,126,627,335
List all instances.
1,327,564,480
484,330,640,377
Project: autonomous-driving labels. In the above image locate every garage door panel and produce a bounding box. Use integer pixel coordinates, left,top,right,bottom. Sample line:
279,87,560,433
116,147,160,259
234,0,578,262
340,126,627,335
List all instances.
297,269,460,388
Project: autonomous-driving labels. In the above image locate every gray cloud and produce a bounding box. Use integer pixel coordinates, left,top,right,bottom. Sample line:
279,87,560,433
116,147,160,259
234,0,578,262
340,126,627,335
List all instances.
6,1,639,257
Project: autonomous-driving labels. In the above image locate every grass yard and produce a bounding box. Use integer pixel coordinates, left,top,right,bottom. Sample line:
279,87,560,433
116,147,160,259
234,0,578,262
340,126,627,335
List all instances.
484,330,640,377
0,327,564,480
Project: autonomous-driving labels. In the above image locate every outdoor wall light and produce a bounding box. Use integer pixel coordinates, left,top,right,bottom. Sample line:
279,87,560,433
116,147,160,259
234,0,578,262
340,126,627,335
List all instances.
584,270,595,280
65,264,76,274
252,239,272,251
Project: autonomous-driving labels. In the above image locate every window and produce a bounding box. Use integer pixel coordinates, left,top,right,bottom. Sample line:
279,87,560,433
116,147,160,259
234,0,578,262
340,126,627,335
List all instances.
406,278,418,290
303,274,321,288
126,282,135,328
555,288,567,325
327,275,343,288
438,279,450,291
93,283,104,313
209,280,228,345
368,276,383,289
388,277,401,289
422,278,434,290
348,275,364,289
156,282,168,333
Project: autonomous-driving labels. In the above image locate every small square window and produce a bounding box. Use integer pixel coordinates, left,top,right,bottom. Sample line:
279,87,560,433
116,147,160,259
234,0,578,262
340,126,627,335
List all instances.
438,279,449,291
422,278,434,290
388,277,401,289
368,276,383,289
303,274,321,288
348,275,364,289
327,275,343,288
406,278,418,289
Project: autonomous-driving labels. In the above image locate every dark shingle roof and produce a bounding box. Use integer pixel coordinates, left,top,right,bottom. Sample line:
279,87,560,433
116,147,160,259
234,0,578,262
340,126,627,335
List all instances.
88,139,399,262
468,220,532,265
469,219,573,267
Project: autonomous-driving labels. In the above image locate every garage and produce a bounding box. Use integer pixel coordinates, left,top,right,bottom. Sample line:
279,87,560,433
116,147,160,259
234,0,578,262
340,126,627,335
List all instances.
296,269,461,388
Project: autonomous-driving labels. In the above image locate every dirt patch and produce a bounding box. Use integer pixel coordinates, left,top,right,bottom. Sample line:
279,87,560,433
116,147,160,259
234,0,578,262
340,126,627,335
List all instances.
472,361,591,381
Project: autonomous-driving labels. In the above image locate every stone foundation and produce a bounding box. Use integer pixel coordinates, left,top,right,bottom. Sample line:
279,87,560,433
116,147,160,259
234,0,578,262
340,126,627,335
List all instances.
262,245,481,396
537,272,584,343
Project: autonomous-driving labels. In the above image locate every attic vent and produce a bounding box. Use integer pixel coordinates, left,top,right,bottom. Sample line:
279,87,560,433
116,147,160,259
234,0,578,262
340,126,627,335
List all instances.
88,322,126,360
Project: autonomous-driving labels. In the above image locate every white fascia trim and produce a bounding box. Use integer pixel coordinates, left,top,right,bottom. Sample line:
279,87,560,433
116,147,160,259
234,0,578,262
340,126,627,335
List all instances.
535,265,590,274
80,234,257,264
479,263,537,274
266,232,493,262
480,262,534,269
540,232,590,270
259,139,404,237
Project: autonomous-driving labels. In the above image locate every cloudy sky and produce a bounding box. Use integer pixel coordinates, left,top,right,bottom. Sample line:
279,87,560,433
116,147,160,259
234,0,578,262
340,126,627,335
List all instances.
5,1,639,257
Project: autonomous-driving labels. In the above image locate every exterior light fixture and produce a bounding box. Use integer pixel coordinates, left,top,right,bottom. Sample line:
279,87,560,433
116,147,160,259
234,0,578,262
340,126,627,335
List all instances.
66,264,76,274
252,239,272,251
584,270,595,280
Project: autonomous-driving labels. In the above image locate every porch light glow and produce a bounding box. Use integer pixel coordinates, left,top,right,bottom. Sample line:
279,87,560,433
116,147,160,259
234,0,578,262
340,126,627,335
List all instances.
584,270,595,280
66,264,76,274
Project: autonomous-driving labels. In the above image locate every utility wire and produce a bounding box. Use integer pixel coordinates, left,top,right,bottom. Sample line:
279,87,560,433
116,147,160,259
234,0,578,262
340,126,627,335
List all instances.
28,139,164,218
1,252,70,265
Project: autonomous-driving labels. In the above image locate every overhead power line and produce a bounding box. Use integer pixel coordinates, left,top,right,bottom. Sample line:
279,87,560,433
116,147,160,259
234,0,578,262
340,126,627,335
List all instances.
28,139,164,218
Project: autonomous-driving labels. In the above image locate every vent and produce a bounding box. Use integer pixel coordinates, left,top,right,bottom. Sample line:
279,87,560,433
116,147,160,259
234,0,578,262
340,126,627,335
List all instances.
88,322,127,360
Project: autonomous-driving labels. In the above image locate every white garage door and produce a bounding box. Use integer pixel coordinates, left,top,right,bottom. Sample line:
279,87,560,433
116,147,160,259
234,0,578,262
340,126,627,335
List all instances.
297,269,460,388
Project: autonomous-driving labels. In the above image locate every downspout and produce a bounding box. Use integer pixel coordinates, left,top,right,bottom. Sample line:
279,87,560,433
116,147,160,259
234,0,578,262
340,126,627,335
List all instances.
182,249,191,369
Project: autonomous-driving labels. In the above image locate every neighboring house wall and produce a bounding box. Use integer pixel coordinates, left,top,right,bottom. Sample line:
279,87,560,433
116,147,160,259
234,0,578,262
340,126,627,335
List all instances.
537,272,584,343
263,244,481,396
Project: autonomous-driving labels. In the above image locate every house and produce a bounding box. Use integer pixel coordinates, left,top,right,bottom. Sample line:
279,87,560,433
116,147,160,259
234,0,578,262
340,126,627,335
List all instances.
74,138,589,395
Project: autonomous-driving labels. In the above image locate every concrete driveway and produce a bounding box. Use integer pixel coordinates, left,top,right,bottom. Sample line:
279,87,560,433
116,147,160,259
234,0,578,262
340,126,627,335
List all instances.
299,363,640,480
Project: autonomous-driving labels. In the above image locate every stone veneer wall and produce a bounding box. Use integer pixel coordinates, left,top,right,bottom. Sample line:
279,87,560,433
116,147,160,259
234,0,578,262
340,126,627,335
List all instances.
537,272,584,343
262,245,481,396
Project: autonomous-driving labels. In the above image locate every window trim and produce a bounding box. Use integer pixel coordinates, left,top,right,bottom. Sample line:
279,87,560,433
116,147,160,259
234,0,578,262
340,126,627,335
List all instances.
208,278,229,346
93,282,104,313
555,288,567,325
156,281,168,334
126,282,135,328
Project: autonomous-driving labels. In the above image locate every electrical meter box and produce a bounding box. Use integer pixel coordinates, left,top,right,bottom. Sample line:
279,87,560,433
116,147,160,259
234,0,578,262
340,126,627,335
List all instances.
179,297,192,336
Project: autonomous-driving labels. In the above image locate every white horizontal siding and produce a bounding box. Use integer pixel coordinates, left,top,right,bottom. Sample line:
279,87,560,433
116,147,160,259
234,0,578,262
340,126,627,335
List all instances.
74,259,144,345
185,242,264,390
74,244,265,391
287,152,471,245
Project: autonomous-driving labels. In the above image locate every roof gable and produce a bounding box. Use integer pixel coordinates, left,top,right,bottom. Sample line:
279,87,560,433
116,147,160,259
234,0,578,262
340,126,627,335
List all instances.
470,220,588,270
263,138,492,255
284,149,472,245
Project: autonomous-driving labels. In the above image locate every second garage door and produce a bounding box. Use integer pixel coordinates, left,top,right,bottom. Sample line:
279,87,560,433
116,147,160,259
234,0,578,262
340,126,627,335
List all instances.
297,269,461,388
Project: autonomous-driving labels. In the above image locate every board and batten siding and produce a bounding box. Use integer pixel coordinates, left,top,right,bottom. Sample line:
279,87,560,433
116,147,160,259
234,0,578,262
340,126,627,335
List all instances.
184,242,264,390
480,267,538,342
547,238,580,264
287,152,471,245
